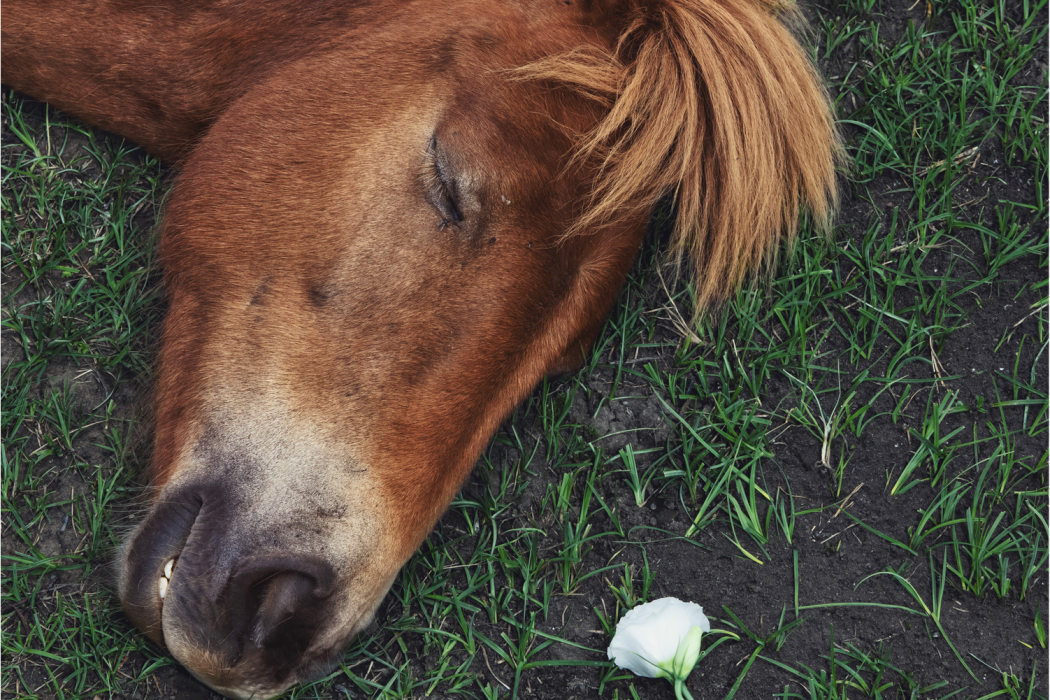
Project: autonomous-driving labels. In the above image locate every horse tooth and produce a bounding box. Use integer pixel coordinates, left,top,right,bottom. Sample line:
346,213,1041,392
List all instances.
163,558,174,579
158,576,168,600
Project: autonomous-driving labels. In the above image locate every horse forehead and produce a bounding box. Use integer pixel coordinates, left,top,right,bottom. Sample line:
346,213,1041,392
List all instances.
287,0,608,152
343,0,605,91
432,28,608,197
383,0,600,45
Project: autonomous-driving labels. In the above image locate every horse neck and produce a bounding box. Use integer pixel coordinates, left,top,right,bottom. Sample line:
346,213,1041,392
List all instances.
1,0,385,162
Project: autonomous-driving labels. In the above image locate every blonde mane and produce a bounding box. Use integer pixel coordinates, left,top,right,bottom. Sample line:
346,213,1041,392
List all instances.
521,0,843,312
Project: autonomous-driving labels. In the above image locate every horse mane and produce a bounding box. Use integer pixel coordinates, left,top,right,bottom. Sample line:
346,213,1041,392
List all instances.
519,0,843,312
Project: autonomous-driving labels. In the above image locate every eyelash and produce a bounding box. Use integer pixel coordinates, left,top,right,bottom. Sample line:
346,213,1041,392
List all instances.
422,140,462,226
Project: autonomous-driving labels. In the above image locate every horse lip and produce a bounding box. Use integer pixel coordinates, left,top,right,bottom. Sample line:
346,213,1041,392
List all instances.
120,492,202,646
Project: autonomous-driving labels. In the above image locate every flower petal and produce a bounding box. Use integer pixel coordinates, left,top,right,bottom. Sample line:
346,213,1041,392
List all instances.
607,598,711,680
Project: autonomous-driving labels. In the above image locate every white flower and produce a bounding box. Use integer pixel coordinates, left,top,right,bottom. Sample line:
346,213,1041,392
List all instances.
608,597,710,699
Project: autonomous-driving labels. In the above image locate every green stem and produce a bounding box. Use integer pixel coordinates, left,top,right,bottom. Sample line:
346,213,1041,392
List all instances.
671,677,696,700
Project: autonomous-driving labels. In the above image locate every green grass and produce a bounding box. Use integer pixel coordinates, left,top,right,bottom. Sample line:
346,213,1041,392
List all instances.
2,0,1048,698
2,93,173,698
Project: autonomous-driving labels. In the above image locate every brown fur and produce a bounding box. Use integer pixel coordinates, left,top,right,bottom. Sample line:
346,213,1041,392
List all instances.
2,0,839,697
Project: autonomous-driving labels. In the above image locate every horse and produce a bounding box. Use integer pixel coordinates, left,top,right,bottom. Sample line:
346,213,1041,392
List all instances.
2,0,839,697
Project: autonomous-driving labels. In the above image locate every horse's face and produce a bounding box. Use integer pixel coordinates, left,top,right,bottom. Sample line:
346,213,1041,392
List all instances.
117,6,643,698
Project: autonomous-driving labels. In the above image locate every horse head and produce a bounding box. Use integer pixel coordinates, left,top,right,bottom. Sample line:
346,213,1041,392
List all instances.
3,0,838,696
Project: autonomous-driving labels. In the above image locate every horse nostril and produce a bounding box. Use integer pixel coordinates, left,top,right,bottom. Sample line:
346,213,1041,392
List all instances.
249,571,320,647
221,555,338,670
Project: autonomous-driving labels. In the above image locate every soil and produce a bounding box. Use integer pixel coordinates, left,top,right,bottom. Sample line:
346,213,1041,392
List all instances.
3,0,1047,699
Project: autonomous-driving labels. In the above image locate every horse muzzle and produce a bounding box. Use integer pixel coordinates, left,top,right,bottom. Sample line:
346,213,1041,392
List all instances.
119,471,392,699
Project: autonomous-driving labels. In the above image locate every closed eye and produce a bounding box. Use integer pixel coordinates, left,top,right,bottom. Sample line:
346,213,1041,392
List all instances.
422,137,462,224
